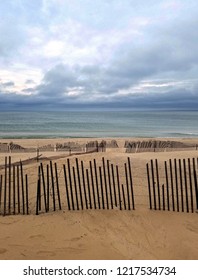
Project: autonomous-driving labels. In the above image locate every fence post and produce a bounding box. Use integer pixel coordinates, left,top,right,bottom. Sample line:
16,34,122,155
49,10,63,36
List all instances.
0,175,2,215
38,166,41,211
86,169,92,209
20,160,25,215
4,157,7,216
169,159,175,211
40,162,47,212
76,158,83,210
192,158,198,210
67,159,75,210
124,163,130,210
90,161,96,209
94,159,100,209
81,161,88,209
36,166,41,215
99,166,105,209
46,164,50,212
164,161,170,211
183,159,189,213
73,166,79,210
155,159,161,210
111,164,117,207
151,160,156,210
13,165,16,215
50,161,56,211
107,160,113,209
116,165,122,210
25,174,29,214
174,159,179,212
127,157,135,210
102,158,109,209
188,158,194,213
17,165,20,214
55,162,61,210
179,159,184,212
8,156,11,215
63,164,71,210
146,163,152,210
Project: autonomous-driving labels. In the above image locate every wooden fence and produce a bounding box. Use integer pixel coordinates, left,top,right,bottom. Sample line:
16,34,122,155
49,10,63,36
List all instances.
126,140,198,153
1,156,198,216
0,157,29,216
35,157,135,215
146,158,198,213
0,140,111,154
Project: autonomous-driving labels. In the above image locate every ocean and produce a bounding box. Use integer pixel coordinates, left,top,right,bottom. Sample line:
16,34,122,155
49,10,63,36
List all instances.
0,111,198,139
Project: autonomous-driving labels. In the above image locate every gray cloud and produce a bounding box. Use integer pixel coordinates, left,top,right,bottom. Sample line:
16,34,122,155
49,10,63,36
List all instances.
25,79,36,84
1,0,198,110
1,81,15,87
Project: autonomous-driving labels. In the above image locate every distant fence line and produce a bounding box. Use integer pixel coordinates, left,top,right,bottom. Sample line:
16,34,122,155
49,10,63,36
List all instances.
126,147,198,153
125,140,198,153
0,140,120,154
1,140,198,154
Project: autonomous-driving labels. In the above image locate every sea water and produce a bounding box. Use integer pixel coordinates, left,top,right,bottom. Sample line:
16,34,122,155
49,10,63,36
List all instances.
0,111,198,138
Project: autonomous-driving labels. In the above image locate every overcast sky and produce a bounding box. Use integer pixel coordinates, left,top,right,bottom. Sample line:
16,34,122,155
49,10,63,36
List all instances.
0,0,198,110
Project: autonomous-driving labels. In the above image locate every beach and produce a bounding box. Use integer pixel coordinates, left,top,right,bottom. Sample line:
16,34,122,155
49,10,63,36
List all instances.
1,0,198,267
0,137,198,260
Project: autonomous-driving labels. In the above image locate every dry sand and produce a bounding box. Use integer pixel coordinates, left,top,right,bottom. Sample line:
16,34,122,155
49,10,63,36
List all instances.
0,137,198,260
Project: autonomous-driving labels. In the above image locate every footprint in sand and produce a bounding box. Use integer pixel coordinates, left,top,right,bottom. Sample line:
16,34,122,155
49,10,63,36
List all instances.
0,248,7,254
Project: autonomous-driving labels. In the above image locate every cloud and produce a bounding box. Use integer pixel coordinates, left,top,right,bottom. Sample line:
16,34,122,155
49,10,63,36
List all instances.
0,0,198,110
1,81,15,87
25,79,36,85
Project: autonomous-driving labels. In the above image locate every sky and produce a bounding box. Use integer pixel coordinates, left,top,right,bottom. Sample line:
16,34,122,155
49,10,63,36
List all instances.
0,0,198,110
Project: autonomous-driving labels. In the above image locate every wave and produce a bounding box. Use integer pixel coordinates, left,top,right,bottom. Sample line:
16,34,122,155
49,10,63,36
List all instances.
165,132,198,138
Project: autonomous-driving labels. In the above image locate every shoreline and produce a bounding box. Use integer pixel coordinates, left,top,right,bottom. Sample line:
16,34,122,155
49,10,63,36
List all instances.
1,134,198,139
